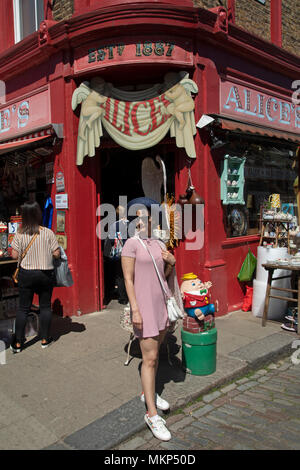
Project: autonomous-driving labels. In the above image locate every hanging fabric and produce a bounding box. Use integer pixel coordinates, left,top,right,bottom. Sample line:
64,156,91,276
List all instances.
43,197,54,229
72,72,198,165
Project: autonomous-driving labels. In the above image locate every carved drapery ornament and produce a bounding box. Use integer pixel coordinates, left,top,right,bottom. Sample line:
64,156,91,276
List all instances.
72,72,198,165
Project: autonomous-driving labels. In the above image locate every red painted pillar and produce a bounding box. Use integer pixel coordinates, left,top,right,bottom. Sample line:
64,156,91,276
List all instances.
44,0,52,20
195,54,228,316
0,0,15,55
271,0,282,48
227,0,235,23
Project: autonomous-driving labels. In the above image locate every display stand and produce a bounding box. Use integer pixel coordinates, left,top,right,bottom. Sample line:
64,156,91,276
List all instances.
259,219,291,253
220,154,246,205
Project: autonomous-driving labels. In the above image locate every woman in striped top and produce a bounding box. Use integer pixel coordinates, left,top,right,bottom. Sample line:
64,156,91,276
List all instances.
10,202,61,352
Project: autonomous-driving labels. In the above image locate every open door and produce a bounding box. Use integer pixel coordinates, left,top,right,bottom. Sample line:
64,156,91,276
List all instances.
98,144,176,308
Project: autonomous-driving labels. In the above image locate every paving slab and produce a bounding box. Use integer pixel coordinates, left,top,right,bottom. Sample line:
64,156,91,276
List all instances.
0,302,298,450
228,332,296,367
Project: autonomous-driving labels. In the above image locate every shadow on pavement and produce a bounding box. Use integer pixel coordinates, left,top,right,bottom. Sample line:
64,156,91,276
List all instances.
23,314,86,350
123,333,186,397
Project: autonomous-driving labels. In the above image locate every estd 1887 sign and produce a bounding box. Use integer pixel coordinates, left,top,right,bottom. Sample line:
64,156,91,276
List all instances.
88,41,175,63
74,37,193,75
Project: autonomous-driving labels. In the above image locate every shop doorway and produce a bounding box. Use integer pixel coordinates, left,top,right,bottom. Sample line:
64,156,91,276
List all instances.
100,144,176,307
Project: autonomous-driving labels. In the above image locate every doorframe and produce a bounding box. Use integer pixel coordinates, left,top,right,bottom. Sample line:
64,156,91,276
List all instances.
96,139,179,309
95,148,106,310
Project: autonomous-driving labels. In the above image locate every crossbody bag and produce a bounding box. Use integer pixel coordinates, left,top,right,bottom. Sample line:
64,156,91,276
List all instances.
12,232,40,284
136,237,183,322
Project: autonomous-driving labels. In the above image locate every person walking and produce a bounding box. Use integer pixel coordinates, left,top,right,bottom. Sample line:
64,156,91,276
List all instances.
121,202,177,442
10,202,60,353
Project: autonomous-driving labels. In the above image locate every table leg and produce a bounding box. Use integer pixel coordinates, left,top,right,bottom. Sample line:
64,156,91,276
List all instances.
297,271,300,336
262,269,274,327
259,223,265,246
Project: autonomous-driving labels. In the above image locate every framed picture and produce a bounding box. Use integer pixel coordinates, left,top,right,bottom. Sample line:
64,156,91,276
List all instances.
56,234,67,250
56,211,65,233
281,203,294,216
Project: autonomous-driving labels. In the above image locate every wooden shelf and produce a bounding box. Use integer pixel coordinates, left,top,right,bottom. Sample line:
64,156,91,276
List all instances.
259,219,291,252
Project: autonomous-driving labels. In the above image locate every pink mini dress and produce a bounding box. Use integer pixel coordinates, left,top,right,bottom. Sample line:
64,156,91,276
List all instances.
121,237,171,338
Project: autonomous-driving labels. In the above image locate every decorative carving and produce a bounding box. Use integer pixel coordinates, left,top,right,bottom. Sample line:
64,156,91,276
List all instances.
209,6,228,35
72,72,198,165
38,20,57,47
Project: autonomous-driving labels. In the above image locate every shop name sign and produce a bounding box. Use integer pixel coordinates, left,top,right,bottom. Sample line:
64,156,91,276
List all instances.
220,81,300,133
74,37,193,74
0,89,50,141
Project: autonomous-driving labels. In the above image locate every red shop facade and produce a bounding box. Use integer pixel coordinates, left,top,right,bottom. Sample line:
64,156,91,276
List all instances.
0,0,299,317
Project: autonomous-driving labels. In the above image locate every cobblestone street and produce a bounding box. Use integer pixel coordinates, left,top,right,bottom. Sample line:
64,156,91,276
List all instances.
116,357,300,451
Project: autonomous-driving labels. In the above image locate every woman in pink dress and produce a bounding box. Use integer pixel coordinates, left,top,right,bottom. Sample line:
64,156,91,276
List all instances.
121,206,176,442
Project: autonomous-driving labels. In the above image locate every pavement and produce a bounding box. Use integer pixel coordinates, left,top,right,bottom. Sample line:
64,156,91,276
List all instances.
0,301,298,450
115,356,300,451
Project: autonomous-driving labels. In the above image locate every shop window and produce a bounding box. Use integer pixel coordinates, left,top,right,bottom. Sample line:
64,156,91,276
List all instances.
13,0,44,43
224,142,298,238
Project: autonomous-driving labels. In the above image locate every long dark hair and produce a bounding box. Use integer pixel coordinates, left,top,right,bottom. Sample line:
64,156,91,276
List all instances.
20,202,42,235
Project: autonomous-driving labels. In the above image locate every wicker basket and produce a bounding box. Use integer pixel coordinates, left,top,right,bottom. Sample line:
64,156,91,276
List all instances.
120,304,134,334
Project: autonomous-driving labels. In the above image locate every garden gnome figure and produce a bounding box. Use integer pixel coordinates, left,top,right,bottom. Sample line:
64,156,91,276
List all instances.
180,273,215,321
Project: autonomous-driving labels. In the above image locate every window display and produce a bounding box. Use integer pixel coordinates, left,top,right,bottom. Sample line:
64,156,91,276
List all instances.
224,141,298,238
0,146,54,258
0,146,55,327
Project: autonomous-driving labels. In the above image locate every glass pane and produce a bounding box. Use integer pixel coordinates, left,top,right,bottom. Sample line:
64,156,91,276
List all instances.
21,0,36,38
36,0,45,27
224,141,298,239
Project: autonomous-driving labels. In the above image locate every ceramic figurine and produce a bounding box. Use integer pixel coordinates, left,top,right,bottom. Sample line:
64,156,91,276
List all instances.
180,273,215,321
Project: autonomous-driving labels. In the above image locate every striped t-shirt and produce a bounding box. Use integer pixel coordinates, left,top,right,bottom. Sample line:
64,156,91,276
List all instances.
11,227,59,270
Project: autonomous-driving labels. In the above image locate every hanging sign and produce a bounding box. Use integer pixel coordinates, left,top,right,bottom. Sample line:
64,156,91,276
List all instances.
56,171,65,192
72,72,198,165
55,193,68,209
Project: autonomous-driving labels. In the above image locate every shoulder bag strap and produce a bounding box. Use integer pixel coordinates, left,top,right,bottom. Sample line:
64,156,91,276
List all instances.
136,237,169,300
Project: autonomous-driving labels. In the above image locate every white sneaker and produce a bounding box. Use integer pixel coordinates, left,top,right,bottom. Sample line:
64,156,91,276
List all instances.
144,414,171,441
140,393,170,411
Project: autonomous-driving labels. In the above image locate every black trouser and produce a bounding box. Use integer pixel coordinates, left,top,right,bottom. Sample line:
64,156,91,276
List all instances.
115,258,128,303
15,268,55,343
104,257,128,303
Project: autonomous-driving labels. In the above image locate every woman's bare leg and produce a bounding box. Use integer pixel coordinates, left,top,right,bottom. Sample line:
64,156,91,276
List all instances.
139,336,160,417
155,328,168,376
140,329,168,415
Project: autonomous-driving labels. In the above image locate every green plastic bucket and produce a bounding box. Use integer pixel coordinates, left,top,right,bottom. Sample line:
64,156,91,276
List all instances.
181,327,217,376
